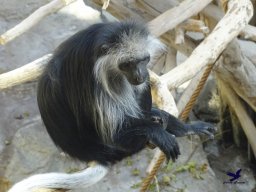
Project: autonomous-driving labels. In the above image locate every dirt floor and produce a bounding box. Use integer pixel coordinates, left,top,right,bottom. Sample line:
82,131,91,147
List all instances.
0,0,255,192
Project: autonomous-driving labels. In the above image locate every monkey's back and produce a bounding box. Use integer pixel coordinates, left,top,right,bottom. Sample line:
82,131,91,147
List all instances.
37,23,133,165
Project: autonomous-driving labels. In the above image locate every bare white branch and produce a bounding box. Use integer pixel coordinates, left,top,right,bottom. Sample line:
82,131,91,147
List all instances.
0,0,76,45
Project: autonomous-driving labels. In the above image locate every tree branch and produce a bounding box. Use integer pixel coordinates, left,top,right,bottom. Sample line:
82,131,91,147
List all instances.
160,0,253,90
0,0,76,45
217,78,256,157
147,0,213,37
0,54,52,89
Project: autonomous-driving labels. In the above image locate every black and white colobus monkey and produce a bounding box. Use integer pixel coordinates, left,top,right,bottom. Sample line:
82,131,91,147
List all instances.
9,21,216,192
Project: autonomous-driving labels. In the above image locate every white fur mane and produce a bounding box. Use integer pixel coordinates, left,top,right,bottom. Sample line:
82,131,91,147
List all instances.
93,33,165,143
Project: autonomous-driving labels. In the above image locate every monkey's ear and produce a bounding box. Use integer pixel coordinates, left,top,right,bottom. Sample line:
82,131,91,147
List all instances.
100,44,109,55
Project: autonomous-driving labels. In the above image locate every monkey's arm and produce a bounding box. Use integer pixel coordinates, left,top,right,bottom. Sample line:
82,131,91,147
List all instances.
114,118,180,162
149,108,216,139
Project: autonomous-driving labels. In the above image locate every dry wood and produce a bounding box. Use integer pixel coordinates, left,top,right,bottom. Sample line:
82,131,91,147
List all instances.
162,47,177,74
0,0,205,90
101,0,110,10
240,25,256,42
0,0,76,45
149,70,179,116
217,78,256,157
149,54,166,75
175,26,185,44
146,0,253,175
203,4,256,42
147,0,213,37
160,0,253,90
0,54,52,90
215,40,256,111
88,0,142,20
90,0,199,56
180,19,209,34
203,4,256,112
162,31,197,57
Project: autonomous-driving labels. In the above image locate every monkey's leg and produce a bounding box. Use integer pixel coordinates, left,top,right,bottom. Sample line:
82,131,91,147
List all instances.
150,108,216,139
114,119,180,162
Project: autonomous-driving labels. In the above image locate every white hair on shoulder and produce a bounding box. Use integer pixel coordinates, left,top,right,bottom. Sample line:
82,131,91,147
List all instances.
8,165,109,192
92,29,165,143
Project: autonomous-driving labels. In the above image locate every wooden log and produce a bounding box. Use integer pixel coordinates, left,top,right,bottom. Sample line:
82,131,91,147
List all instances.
0,54,52,89
86,0,144,20
143,1,256,43
175,26,185,44
217,78,256,157
180,19,209,34
89,0,202,55
146,0,253,175
215,40,256,111
149,70,179,116
160,0,253,90
147,0,212,37
202,4,256,112
203,4,256,43
161,31,197,57
0,0,76,45
162,47,177,74
0,0,206,90
240,25,256,42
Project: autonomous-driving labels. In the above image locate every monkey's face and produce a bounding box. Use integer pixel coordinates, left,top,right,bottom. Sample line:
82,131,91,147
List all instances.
118,55,150,85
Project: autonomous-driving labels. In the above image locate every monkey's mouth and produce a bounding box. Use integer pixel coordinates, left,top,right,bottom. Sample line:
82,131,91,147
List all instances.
130,79,145,85
128,76,146,85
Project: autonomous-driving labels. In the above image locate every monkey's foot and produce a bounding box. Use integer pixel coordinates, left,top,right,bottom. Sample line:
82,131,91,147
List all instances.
189,121,217,139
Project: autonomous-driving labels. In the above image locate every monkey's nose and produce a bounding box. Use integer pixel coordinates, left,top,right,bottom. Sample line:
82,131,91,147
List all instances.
136,76,144,83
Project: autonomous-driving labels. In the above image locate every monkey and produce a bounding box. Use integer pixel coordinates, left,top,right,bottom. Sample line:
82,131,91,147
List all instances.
8,21,216,192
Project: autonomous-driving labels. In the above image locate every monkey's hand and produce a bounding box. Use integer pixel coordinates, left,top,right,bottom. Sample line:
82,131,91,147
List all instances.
156,109,217,139
188,121,217,139
148,128,180,162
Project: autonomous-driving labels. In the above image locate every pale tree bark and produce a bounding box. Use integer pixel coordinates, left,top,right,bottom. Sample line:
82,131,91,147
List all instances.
147,0,213,37
215,40,256,111
0,0,76,45
146,0,254,174
160,0,253,90
0,54,52,90
240,25,256,42
217,78,256,157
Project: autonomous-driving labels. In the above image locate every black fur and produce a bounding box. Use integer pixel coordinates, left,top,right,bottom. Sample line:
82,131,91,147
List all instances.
37,21,215,166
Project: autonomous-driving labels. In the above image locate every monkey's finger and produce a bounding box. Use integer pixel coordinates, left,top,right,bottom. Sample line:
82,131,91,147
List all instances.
171,142,179,159
200,130,214,139
175,144,181,156
207,126,217,133
169,148,177,162
163,149,171,162
170,134,180,156
174,140,180,155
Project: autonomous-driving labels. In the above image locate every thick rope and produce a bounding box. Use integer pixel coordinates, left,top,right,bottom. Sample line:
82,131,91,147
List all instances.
140,64,214,192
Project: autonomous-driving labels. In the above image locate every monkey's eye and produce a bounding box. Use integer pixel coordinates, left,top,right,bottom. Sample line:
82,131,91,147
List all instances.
141,56,150,63
119,62,131,71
